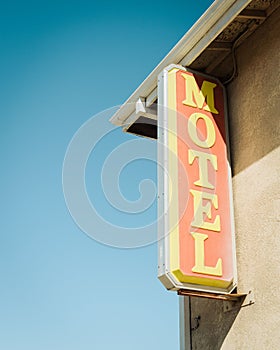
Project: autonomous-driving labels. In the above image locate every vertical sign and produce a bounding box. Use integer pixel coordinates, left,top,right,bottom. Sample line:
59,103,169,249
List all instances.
158,65,237,293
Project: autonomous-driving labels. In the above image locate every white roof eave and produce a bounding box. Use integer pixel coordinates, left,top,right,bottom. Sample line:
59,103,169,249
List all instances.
110,0,252,126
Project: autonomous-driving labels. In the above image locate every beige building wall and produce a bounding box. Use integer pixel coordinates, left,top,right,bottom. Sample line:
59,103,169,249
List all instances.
189,6,280,350
223,5,280,350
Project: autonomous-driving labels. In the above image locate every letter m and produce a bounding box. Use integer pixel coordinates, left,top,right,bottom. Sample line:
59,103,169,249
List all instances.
181,73,219,114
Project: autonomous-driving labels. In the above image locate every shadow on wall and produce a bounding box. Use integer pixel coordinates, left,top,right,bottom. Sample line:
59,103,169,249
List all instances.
189,296,245,350
226,6,280,176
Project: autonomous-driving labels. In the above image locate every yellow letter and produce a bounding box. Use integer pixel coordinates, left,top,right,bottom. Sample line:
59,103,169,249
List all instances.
188,113,216,148
190,189,220,232
188,149,217,189
181,73,219,114
192,232,222,276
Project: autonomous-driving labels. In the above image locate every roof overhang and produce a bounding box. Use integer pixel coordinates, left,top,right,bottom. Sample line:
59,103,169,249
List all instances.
109,0,279,138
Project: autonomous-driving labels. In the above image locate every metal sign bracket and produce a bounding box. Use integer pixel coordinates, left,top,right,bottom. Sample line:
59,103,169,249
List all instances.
178,289,255,313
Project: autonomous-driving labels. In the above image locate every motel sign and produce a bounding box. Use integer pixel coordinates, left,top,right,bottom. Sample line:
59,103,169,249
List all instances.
158,65,237,294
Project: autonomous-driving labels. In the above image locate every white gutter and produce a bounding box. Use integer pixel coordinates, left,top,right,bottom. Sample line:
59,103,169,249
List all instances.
110,0,252,126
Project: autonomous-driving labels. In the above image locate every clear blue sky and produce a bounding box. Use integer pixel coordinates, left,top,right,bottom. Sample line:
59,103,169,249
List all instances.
1,1,214,349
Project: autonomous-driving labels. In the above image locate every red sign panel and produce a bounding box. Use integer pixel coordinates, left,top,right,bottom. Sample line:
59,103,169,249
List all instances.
158,65,237,293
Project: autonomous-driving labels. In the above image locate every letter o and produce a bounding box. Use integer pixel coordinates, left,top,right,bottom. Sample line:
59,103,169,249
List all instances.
188,113,216,148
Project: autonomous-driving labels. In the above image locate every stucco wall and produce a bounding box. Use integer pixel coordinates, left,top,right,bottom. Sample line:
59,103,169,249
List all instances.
189,6,280,349
222,5,280,349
